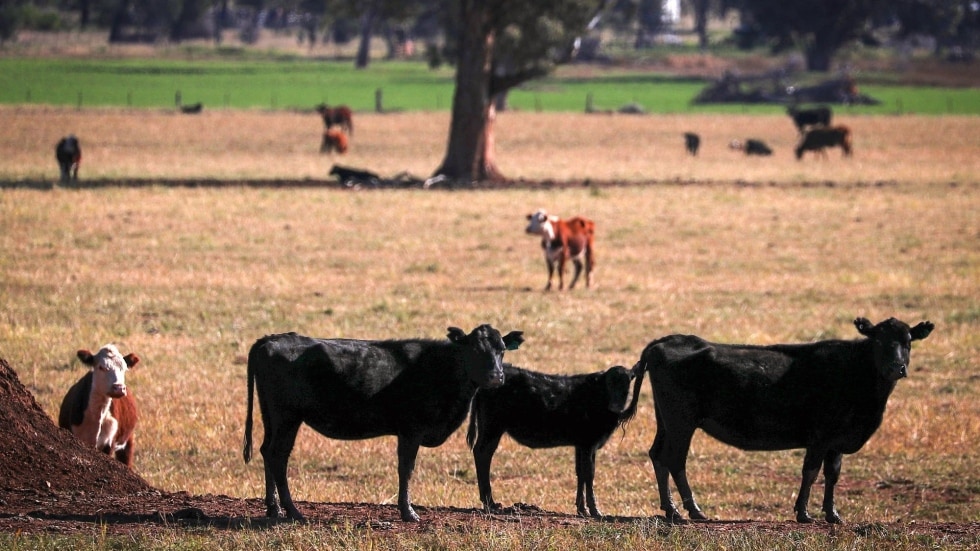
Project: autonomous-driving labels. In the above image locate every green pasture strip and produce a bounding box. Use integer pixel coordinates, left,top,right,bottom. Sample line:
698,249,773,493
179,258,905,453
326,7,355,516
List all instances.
1,58,978,114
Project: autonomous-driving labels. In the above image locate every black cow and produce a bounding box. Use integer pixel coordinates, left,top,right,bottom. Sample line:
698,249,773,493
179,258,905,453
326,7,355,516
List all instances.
796,126,853,160
787,105,832,133
243,324,524,522
467,362,645,517
641,317,933,524
744,138,773,156
329,164,379,186
55,135,82,182
683,132,700,156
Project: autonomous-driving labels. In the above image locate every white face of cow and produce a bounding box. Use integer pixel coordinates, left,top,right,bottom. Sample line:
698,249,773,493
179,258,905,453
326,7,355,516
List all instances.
525,209,557,240
77,344,140,399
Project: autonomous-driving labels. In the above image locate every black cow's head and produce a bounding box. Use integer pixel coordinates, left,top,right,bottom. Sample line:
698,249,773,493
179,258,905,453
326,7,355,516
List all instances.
603,365,635,414
854,317,934,381
447,325,523,388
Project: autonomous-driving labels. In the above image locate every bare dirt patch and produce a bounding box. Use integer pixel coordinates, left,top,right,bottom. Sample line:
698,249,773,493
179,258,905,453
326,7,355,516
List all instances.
0,355,977,541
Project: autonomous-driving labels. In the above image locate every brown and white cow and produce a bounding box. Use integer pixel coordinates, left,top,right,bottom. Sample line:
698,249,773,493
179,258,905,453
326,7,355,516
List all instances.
58,345,141,467
525,209,595,291
320,128,349,154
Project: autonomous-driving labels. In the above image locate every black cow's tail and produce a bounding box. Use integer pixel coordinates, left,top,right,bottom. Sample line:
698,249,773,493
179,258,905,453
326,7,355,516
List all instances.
243,343,256,464
620,361,647,426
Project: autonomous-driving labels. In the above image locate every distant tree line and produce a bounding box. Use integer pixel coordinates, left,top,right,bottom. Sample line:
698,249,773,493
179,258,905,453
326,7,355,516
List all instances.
2,0,977,71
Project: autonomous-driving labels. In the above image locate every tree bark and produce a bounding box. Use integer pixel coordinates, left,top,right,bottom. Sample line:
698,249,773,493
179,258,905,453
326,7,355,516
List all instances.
432,2,504,181
355,2,379,69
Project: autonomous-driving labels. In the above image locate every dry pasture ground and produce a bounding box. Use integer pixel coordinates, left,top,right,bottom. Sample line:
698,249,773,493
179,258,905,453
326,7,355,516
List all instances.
0,108,977,546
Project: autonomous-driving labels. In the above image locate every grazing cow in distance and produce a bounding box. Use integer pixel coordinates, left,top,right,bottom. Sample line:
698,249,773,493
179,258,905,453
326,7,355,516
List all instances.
58,345,142,467
525,209,595,291
468,362,645,517
244,324,524,522
683,132,700,156
55,135,82,182
796,126,853,160
315,103,354,135
320,128,349,154
642,317,934,524
787,105,832,133
180,102,203,114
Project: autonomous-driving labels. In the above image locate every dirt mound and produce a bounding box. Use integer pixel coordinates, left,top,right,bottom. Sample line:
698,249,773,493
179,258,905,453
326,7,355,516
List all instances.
0,357,154,498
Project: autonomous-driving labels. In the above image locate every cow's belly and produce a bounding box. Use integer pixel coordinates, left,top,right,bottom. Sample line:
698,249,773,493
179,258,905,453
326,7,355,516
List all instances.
700,417,806,451
303,408,396,440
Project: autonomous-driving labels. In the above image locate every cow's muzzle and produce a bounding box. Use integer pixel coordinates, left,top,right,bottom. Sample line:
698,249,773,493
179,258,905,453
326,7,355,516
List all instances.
887,364,908,381
108,384,128,398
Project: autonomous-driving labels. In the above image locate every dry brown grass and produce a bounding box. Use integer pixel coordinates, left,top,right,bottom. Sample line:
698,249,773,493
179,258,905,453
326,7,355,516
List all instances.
0,109,977,526
1,107,978,184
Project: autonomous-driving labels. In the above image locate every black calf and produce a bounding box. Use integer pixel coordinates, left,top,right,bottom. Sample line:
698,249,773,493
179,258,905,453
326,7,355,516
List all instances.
55,135,82,182
683,132,700,156
467,362,645,517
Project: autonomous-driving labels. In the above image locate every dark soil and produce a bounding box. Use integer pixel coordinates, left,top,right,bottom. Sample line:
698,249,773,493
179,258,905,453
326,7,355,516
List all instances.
1,357,977,540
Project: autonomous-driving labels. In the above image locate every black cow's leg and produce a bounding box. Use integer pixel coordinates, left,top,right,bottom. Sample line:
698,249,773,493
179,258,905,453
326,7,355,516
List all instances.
472,429,504,512
260,416,303,520
545,259,555,291
577,446,601,517
397,437,422,522
651,420,708,522
794,448,824,523
822,451,843,524
649,427,693,522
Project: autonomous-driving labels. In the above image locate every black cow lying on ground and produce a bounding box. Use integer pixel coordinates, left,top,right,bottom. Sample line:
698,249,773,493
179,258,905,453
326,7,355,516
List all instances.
180,102,203,114
244,325,523,522
683,132,700,156
641,317,933,524
55,135,82,182
467,362,644,517
795,126,853,160
329,164,380,187
729,139,773,156
787,105,832,133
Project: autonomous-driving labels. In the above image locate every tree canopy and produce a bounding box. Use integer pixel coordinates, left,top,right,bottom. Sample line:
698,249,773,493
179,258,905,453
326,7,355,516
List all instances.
433,0,605,181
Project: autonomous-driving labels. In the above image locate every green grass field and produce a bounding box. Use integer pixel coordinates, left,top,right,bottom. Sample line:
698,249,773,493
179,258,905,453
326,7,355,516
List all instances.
2,58,979,114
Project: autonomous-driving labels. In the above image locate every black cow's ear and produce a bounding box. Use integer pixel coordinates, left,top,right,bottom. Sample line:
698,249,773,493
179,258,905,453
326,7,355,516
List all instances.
447,327,466,342
77,349,95,366
503,331,524,350
854,317,874,336
911,321,935,341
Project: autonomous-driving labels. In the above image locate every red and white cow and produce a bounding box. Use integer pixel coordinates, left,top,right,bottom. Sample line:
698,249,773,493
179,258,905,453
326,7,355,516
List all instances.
58,345,141,467
525,209,595,291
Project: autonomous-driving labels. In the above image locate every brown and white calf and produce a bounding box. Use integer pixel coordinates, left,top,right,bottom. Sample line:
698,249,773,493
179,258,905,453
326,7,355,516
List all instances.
58,345,141,467
525,209,595,291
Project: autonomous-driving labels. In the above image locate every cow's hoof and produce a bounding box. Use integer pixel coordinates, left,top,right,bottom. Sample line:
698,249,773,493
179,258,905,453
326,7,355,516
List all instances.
400,507,420,522
664,509,687,524
688,509,708,521
265,505,283,519
825,511,843,524
796,510,815,523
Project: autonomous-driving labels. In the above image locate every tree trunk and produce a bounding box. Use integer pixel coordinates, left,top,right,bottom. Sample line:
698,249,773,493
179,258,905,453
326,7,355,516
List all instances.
433,2,504,181
355,2,379,69
805,41,834,72
693,0,709,51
